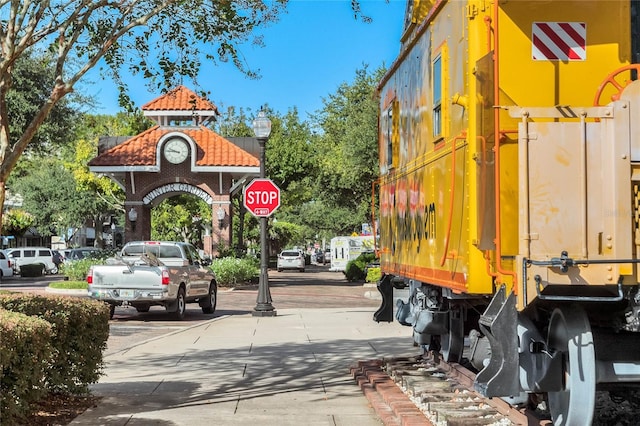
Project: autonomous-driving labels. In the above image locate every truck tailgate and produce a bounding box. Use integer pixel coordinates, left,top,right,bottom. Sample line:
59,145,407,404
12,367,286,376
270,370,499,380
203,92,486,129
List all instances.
92,265,165,289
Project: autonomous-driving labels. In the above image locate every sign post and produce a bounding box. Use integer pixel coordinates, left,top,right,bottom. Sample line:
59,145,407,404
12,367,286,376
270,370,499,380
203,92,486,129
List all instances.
243,179,281,217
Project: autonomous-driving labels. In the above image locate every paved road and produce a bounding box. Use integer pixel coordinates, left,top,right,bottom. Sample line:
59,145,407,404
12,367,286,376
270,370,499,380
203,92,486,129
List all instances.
0,263,386,356
105,264,383,354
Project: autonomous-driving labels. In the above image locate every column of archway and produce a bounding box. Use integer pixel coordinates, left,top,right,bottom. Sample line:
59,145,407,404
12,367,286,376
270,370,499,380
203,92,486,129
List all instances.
210,198,231,258
124,203,150,243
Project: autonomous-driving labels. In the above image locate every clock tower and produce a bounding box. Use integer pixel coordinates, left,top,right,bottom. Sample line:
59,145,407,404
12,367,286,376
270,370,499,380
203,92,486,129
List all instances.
88,86,261,257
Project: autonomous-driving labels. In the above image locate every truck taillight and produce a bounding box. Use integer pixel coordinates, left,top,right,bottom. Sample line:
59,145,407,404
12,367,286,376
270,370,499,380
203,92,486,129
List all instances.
161,269,170,285
87,267,93,284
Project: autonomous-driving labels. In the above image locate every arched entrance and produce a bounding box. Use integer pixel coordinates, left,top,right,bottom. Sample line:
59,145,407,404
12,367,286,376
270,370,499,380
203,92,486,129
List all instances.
129,181,229,257
89,86,260,257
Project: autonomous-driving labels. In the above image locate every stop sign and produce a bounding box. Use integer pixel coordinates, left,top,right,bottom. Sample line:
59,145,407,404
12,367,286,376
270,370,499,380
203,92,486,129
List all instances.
243,178,281,217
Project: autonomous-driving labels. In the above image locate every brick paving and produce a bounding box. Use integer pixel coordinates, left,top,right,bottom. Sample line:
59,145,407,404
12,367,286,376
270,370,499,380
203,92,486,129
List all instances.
351,360,433,426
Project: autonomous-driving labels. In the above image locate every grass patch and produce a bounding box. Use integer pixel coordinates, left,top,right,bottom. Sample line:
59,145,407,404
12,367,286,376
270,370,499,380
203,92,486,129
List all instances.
48,281,87,290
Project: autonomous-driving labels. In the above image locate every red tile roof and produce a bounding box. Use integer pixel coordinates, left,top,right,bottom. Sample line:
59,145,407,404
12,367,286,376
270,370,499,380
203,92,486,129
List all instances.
88,126,259,168
141,85,218,113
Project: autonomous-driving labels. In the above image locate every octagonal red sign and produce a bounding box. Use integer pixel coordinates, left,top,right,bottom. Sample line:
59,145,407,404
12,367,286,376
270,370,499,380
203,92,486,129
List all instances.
243,178,281,217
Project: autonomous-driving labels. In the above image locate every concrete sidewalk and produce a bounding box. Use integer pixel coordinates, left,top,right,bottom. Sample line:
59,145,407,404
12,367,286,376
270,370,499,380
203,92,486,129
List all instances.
70,308,418,426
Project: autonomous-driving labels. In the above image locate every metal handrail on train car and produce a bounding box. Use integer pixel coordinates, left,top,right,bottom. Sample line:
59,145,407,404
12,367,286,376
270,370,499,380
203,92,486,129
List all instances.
522,252,640,302
439,132,466,266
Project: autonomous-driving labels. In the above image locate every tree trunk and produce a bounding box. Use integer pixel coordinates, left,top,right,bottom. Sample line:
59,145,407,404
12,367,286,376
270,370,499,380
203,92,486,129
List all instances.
0,181,5,236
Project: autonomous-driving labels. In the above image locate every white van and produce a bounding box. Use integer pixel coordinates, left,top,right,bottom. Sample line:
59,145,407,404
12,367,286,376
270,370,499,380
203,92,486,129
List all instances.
329,236,375,272
6,247,57,275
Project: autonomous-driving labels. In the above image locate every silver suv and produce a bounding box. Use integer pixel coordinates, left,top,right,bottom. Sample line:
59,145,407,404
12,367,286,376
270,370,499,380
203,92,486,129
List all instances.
277,250,305,272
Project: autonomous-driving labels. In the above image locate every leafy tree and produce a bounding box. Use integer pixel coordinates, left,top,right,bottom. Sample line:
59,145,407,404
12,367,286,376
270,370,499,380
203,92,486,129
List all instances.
5,51,83,156
0,0,290,225
8,157,96,238
269,220,304,254
215,106,254,137
1,209,34,239
76,111,154,142
69,136,125,248
70,113,152,207
309,65,384,235
222,107,317,254
228,66,383,251
266,107,317,201
151,195,210,245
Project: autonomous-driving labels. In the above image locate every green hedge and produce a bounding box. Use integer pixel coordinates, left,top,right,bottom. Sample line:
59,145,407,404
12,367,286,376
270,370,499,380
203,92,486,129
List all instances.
19,263,45,277
366,267,381,283
0,293,110,421
60,257,107,281
0,309,53,422
344,252,378,282
211,256,259,287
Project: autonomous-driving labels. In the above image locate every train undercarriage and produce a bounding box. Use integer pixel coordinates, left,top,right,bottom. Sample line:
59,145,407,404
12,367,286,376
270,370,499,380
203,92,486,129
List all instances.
376,276,640,425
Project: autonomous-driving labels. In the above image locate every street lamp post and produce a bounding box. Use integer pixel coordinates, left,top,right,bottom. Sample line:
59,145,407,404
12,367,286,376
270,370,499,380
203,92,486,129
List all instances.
252,110,276,317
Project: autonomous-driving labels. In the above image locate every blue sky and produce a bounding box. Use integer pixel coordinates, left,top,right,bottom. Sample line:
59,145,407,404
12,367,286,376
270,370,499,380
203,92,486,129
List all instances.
86,0,407,119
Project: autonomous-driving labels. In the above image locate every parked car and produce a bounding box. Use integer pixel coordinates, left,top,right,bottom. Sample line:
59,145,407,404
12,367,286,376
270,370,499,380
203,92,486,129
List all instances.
6,247,57,275
277,250,305,272
0,250,14,279
315,249,325,264
66,247,103,261
324,248,331,264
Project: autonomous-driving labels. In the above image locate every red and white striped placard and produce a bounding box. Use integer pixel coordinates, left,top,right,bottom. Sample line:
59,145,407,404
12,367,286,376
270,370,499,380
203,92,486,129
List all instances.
532,22,586,61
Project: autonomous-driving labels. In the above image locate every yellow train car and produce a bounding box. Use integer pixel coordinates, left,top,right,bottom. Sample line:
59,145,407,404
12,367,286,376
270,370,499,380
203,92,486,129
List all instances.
374,1,640,424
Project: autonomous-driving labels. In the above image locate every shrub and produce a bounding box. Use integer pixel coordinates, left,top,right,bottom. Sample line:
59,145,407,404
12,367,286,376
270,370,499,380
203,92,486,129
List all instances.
0,309,52,422
19,263,45,277
344,252,378,282
0,294,110,395
366,267,381,283
60,258,106,281
211,256,259,287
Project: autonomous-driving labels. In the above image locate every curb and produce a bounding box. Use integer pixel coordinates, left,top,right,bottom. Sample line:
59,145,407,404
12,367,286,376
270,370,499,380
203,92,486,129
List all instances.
44,287,88,297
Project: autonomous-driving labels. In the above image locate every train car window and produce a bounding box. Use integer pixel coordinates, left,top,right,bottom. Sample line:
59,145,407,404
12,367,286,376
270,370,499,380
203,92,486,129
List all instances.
433,55,442,139
384,106,393,168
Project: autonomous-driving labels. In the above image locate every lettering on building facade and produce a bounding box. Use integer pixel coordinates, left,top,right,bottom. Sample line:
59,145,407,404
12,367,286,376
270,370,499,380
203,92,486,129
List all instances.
143,183,214,205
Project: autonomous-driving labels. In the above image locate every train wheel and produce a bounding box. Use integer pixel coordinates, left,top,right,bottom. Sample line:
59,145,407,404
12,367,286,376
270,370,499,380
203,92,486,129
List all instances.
441,306,464,363
546,305,595,426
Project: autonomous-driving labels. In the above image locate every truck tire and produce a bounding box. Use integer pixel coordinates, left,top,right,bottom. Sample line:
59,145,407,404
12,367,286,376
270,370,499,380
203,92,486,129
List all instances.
200,282,217,314
174,287,186,320
109,304,115,319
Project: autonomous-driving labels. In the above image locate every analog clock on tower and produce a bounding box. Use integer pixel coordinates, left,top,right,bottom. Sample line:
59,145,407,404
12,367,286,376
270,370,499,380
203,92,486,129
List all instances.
163,138,189,164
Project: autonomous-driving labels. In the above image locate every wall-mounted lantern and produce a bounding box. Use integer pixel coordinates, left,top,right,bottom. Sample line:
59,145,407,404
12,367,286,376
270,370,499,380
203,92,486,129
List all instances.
128,207,138,231
217,206,225,229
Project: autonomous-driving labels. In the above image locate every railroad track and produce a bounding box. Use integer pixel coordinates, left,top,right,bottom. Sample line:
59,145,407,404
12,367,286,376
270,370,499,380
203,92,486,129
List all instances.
353,353,640,425
351,354,550,426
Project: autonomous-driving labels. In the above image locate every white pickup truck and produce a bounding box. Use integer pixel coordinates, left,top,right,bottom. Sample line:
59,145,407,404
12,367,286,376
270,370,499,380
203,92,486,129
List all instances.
86,241,217,320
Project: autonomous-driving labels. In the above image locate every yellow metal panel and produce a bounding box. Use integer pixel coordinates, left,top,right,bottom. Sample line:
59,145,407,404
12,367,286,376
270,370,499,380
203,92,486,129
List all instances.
498,1,631,108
